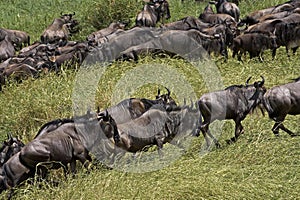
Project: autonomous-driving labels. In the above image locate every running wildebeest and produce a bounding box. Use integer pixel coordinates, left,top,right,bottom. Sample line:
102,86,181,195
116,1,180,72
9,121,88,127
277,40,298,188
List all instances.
263,78,300,136
0,133,24,167
106,103,199,157
135,0,171,27
193,77,266,148
209,0,240,22
102,88,177,124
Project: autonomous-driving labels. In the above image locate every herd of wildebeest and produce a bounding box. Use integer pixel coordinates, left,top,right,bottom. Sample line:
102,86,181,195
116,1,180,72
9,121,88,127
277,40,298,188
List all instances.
0,0,299,198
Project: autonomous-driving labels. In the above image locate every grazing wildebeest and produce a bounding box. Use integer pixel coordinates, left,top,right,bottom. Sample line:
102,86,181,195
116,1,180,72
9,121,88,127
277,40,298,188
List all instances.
135,0,171,27
40,12,78,44
103,88,177,124
0,133,24,166
263,78,300,136
0,35,15,62
1,28,30,50
87,22,127,46
209,0,240,22
231,31,278,61
194,77,266,148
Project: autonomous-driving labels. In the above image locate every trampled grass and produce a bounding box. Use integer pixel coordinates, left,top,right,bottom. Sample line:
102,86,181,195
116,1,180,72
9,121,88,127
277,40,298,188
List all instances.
0,0,300,199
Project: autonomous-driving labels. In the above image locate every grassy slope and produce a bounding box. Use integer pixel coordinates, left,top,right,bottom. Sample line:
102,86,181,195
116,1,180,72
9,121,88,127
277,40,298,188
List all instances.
0,0,299,199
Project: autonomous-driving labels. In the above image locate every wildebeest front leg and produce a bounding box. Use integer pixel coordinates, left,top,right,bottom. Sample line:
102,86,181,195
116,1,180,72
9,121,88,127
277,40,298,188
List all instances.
155,136,164,158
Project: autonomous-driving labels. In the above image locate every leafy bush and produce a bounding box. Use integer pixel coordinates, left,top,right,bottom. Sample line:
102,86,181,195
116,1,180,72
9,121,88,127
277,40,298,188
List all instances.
86,0,142,30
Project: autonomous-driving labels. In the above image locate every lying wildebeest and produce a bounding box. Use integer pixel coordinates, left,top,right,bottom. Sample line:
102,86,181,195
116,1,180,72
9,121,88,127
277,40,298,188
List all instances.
87,22,127,46
193,77,266,148
105,103,199,157
231,31,278,61
263,78,300,136
2,63,38,83
135,0,171,27
103,88,177,124
0,35,15,62
0,133,24,166
209,0,240,22
40,12,78,44
1,28,30,50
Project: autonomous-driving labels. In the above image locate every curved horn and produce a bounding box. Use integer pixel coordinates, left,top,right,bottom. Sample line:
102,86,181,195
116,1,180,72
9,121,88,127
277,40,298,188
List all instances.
157,88,161,96
73,12,75,16
165,87,170,96
7,132,12,140
105,109,109,119
97,106,100,113
183,98,187,106
259,76,265,86
245,77,252,86
60,12,63,16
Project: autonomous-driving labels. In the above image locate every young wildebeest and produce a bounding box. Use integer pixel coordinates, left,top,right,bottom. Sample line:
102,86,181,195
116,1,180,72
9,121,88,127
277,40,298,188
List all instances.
0,133,24,167
209,0,240,22
231,31,278,61
102,88,177,124
193,77,266,148
263,77,300,136
135,0,171,27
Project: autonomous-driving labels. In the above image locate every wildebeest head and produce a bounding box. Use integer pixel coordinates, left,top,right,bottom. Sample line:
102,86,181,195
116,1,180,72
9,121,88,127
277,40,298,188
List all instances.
155,87,177,108
0,133,24,166
155,0,171,20
60,12,75,22
241,76,266,113
97,110,119,143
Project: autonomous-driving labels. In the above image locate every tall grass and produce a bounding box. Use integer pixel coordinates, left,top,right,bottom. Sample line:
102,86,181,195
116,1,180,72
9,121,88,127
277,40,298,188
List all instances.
0,0,299,199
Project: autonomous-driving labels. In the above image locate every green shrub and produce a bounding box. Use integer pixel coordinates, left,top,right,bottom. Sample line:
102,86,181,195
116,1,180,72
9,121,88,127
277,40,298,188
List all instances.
85,0,142,30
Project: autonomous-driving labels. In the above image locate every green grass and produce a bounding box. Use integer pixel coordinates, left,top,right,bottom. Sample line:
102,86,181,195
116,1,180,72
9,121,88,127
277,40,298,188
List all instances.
1,0,300,199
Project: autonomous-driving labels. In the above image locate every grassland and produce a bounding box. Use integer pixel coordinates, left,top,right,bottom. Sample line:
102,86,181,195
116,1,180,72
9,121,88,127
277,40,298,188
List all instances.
0,0,299,199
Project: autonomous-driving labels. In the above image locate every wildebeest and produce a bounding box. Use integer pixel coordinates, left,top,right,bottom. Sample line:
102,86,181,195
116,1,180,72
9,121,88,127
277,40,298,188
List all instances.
135,0,171,27
263,78,300,136
209,0,240,22
199,5,237,29
239,0,300,26
193,77,266,148
161,16,210,30
40,12,78,44
105,103,199,157
87,22,127,46
231,31,278,61
103,88,177,124
0,35,15,62
0,133,24,167
0,28,30,50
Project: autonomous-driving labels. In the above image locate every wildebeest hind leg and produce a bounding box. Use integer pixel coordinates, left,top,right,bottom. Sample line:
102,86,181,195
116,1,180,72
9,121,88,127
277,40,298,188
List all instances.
278,123,298,137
